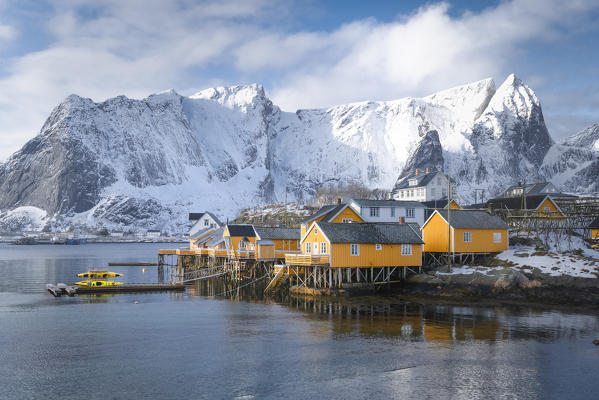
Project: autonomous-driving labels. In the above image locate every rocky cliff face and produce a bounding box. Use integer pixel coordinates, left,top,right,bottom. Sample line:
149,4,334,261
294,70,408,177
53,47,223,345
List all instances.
0,74,592,231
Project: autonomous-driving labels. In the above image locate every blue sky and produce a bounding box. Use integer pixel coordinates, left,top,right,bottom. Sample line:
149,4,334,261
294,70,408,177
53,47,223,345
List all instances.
0,0,598,160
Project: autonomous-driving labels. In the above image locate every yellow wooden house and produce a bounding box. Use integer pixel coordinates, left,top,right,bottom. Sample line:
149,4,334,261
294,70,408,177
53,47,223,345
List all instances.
589,217,599,240
254,226,301,260
223,225,257,259
292,221,423,268
422,210,509,253
486,195,565,218
300,203,364,237
189,227,217,250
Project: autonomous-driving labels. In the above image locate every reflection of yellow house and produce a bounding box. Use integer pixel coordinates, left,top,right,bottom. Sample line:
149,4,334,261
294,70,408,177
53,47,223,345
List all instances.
422,210,509,253
300,203,364,237
294,222,423,268
589,217,599,240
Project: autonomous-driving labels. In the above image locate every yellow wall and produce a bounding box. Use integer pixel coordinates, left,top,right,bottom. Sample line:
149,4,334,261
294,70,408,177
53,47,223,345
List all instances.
302,224,330,256
423,213,450,252
330,243,422,268
534,197,563,217
453,228,508,253
448,200,461,210
328,207,364,223
189,229,215,250
592,228,599,240
423,212,508,253
258,244,275,259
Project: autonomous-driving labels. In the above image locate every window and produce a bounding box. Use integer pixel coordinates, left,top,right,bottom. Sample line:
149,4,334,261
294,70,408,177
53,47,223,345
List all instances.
401,191,405,199
375,244,382,251
390,207,395,217
297,240,300,249
401,244,412,255
314,228,318,235
350,244,359,256
342,218,352,223
370,207,380,217
409,179,418,186
204,219,209,226
493,232,502,243
320,242,327,254
544,206,550,212
410,190,414,197
442,189,447,197
239,240,247,249
305,242,312,254
430,188,436,197
463,232,472,243
406,208,415,218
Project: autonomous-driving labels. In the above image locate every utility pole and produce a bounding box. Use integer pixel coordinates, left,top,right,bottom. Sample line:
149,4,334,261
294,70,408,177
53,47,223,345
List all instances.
447,176,452,272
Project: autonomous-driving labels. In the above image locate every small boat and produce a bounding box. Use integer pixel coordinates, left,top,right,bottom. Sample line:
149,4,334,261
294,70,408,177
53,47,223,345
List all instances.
77,271,123,278
75,280,124,287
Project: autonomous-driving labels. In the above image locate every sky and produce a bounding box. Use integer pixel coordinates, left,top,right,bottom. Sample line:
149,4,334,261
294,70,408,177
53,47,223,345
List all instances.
0,0,598,160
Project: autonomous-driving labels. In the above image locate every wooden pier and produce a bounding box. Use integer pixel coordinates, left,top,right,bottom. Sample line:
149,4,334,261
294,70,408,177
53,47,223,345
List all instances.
46,283,185,296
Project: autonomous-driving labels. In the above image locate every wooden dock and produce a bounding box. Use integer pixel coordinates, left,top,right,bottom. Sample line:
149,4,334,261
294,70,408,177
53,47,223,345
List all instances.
47,283,185,296
107,262,158,266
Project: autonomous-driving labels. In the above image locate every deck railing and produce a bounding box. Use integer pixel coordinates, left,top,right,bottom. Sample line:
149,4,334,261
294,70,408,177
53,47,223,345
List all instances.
284,254,329,265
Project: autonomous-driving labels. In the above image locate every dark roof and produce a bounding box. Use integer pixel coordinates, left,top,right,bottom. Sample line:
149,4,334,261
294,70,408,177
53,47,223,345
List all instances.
316,222,424,244
301,205,339,223
433,210,508,230
504,182,552,195
350,199,424,208
226,224,256,237
462,203,487,210
589,216,599,229
421,199,452,208
485,195,554,211
394,171,440,190
321,204,349,222
254,226,300,240
189,212,204,221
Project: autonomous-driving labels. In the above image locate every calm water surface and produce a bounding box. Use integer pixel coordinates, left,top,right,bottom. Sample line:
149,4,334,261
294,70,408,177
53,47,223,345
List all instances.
1,243,599,399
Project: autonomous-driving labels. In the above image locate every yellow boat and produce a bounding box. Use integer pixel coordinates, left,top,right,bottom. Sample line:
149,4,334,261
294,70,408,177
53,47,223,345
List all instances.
75,280,124,287
77,271,123,278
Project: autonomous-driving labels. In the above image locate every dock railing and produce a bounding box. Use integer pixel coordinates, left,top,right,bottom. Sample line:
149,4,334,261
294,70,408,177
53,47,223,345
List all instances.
284,254,329,265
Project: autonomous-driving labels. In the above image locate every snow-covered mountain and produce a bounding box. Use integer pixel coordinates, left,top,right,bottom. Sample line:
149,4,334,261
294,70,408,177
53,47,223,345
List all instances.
0,74,596,232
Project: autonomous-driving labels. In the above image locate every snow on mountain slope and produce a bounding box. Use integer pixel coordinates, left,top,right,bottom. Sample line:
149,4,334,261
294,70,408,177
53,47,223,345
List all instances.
0,74,589,232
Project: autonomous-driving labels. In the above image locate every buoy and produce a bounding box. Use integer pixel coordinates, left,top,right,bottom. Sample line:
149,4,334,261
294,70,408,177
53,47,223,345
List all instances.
134,301,139,304
142,268,146,273
593,339,599,346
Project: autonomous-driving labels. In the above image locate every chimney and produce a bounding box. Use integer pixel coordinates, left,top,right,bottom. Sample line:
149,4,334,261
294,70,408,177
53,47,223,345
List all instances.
398,217,405,224
336,197,342,204
425,167,431,173
415,169,420,175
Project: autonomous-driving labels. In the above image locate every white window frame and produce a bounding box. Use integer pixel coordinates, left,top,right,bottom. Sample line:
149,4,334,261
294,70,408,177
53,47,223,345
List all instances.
406,208,415,218
203,219,209,226
375,244,382,251
544,206,551,212
350,244,359,256
320,242,327,254
493,232,502,243
370,207,380,217
297,240,300,249
305,242,312,254
463,232,472,243
342,218,352,223
390,207,395,217
401,244,412,256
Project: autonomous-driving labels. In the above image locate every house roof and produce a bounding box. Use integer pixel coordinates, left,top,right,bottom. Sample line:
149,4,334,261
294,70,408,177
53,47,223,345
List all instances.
189,212,204,221
485,195,556,211
504,182,552,195
254,226,300,240
301,204,340,224
589,216,599,229
205,227,225,247
432,210,509,230
315,222,424,244
226,224,256,237
189,226,214,239
203,211,222,226
393,171,440,190
350,199,425,208
421,199,460,209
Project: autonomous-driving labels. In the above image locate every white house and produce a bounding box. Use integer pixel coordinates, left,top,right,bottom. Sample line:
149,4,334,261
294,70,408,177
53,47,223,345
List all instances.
109,231,124,238
348,199,426,227
146,230,162,238
188,212,222,237
392,168,449,202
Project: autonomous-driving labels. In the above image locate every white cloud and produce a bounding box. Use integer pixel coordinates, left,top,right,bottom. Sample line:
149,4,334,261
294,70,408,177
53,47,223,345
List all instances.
0,0,597,160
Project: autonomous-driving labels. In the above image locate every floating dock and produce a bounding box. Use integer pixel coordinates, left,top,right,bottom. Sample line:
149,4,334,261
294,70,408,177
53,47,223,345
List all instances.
46,283,185,296
107,262,158,266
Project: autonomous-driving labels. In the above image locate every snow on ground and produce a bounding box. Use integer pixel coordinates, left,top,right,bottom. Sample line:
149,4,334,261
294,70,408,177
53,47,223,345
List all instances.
436,265,505,276
0,206,48,232
496,246,599,279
